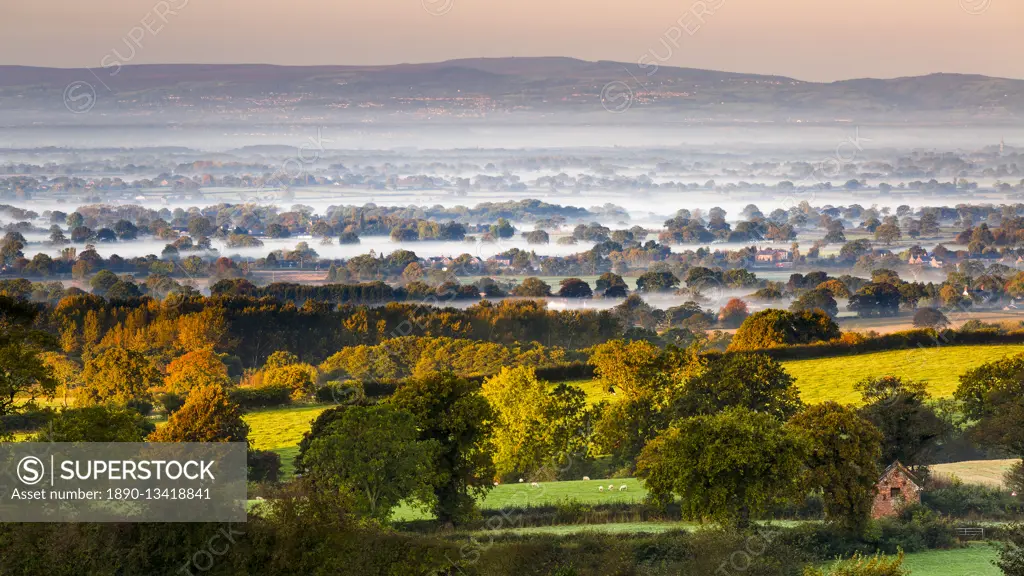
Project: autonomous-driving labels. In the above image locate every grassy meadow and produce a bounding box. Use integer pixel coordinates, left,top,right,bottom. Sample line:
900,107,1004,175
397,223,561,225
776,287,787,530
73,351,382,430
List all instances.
244,404,330,476
392,477,648,521
930,459,1018,488
780,344,1024,404
899,544,1000,576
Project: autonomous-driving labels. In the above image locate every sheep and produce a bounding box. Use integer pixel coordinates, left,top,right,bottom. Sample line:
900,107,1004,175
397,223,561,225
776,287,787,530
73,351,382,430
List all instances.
530,482,540,488
608,484,615,491
598,486,604,492
255,496,265,501
518,478,524,483
619,485,627,491
582,476,590,481
493,481,500,486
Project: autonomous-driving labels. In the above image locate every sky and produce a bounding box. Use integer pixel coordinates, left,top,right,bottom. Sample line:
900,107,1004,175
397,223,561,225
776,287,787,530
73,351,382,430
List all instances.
1,0,1021,82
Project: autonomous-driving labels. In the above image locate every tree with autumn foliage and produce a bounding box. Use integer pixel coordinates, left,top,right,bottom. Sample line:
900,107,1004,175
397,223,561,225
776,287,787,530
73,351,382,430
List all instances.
589,339,668,400
149,383,250,443
80,345,160,405
717,298,749,328
164,348,232,394
262,350,319,400
729,308,839,351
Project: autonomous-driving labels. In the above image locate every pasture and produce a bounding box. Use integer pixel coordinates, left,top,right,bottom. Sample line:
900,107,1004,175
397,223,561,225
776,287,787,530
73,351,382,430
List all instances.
931,459,1018,488
900,544,1000,576
243,404,331,476
550,345,1024,406
392,477,647,521
780,344,1024,404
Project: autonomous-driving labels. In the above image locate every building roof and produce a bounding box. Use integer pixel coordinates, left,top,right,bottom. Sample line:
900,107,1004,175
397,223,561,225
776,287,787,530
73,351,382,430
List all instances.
878,460,921,488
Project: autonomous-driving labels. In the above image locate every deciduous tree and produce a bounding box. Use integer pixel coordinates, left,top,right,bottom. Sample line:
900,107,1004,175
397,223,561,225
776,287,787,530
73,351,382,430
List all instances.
149,383,250,443
390,372,494,526
637,407,805,528
302,404,438,521
80,346,160,405
788,402,882,530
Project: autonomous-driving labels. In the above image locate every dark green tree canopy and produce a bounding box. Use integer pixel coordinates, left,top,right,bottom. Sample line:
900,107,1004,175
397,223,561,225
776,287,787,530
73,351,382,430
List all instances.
637,407,806,528
389,372,494,526
302,404,439,521
956,353,1024,457
787,402,882,530
669,352,804,421
858,376,948,466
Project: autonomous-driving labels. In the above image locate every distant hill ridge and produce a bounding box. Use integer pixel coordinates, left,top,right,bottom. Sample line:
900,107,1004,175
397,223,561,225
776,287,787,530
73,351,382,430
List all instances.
2,57,1022,121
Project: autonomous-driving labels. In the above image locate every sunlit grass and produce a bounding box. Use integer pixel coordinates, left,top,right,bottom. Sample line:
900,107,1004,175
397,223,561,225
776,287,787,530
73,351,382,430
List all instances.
781,344,1024,405
243,404,332,477
931,459,1018,488
899,543,1000,576
557,379,616,405
392,477,647,521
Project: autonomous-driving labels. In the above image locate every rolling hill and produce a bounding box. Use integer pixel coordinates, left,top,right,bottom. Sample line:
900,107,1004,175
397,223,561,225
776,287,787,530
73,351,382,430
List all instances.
2,57,1022,122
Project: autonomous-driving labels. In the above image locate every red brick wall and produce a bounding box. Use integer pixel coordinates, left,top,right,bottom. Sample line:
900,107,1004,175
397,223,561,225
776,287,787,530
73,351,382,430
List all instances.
871,470,921,519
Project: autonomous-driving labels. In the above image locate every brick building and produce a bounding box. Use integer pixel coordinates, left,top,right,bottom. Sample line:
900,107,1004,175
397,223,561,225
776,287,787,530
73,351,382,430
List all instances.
871,461,922,519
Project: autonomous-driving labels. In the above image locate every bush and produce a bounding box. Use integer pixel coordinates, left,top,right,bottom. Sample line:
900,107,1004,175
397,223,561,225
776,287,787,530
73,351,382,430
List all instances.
470,528,806,576
228,384,293,409
878,505,958,553
0,407,53,433
315,380,365,405
804,552,908,576
998,523,1024,576
157,391,186,415
923,480,1022,519
125,398,153,416
775,510,957,561
248,449,282,483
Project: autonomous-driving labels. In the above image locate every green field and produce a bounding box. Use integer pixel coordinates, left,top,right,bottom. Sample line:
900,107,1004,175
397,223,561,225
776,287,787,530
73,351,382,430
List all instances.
393,477,648,521
900,544,1000,576
466,519,806,536
244,404,331,476
781,344,1024,404
560,379,617,405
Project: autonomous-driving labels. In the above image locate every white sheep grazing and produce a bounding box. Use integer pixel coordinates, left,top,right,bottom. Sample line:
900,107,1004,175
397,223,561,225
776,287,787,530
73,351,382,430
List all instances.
518,478,524,483
619,485,628,491
530,482,540,488
608,484,615,491
582,476,590,481
493,481,499,486
598,486,604,492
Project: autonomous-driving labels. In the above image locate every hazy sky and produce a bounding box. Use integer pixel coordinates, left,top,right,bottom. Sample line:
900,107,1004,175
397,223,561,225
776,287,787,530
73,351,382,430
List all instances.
2,0,1021,81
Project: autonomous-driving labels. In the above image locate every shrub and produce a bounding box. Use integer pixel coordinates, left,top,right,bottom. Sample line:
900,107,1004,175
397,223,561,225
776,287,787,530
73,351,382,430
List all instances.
923,481,1021,519
315,380,365,405
804,552,908,576
157,391,186,415
775,511,957,561
248,449,282,483
228,384,292,409
0,407,53,433
125,398,153,416
998,523,1024,576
